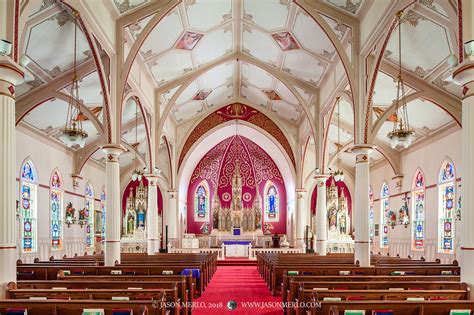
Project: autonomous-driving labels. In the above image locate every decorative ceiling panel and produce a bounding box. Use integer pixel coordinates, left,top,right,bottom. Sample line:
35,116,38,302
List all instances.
113,0,148,14
242,26,280,65
293,8,336,59
274,81,297,104
384,10,452,79
271,101,301,122
25,10,92,78
176,81,200,105
185,0,232,31
23,98,70,132
173,100,204,122
193,27,233,65
198,62,233,89
139,9,183,57
205,84,234,107
148,50,193,85
241,84,268,107
282,51,327,86
241,62,273,88
242,0,290,31
326,0,363,16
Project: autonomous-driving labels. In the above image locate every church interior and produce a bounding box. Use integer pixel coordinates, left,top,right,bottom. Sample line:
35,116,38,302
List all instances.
0,0,474,314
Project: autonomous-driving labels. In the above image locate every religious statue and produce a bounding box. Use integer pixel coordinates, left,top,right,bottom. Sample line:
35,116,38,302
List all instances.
328,206,337,230
200,222,210,235
398,193,410,227
127,211,135,235
280,234,290,248
65,202,76,226
264,222,273,234
137,207,146,230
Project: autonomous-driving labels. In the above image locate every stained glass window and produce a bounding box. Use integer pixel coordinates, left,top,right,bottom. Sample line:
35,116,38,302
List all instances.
195,181,209,222
380,182,390,248
50,170,62,251
412,170,425,250
20,160,37,253
84,183,94,248
101,190,106,241
264,181,279,222
438,160,455,253
369,186,374,238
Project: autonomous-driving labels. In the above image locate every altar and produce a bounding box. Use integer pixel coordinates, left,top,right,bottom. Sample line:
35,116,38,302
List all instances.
223,241,252,257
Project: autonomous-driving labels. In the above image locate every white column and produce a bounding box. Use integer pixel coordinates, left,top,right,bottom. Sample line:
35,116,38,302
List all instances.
166,190,178,247
315,175,329,255
295,189,307,249
146,175,160,255
352,146,373,266
453,55,474,297
101,145,125,266
0,57,27,297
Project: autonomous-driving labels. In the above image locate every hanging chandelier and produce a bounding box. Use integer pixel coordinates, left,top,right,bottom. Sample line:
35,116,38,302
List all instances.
131,103,143,182
334,96,344,183
59,10,88,148
387,10,415,149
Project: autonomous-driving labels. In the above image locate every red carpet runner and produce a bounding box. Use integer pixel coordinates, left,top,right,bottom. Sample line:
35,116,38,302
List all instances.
193,266,282,315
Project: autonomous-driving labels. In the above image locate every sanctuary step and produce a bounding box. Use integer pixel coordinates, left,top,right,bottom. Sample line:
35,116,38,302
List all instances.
218,258,257,266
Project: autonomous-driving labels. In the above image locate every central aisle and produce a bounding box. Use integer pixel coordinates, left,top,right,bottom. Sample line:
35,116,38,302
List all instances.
193,265,283,315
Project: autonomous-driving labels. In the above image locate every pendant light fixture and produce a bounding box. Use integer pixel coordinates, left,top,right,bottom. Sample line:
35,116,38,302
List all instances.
334,96,344,183
59,10,88,148
387,10,415,149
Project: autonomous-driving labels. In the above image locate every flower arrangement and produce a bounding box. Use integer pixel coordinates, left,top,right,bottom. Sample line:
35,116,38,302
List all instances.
264,222,274,234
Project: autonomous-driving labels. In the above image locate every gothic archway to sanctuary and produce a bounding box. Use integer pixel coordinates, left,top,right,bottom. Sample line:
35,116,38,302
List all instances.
179,121,296,247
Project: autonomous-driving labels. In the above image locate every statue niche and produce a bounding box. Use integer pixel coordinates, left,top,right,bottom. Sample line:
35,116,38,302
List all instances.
212,161,262,232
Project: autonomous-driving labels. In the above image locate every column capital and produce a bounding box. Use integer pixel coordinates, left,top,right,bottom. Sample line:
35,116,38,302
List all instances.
168,189,178,199
0,56,30,85
314,174,330,184
101,144,127,160
351,144,376,155
295,189,306,199
145,174,160,186
452,58,474,97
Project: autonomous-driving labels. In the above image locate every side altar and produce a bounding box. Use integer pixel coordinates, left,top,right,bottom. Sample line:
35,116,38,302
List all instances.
312,178,354,253
120,180,162,253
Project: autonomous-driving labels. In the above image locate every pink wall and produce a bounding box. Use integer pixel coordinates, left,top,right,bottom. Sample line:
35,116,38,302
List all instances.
121,178,163,215
187,135,287,234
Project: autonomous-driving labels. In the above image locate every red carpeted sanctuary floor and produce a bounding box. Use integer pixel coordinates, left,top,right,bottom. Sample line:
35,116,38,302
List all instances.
193,265,283,315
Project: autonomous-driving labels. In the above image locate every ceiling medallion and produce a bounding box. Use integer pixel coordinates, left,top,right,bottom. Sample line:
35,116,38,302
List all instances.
387,11,415,149
193,90,212,100
175,31,203,50
272,32,300,51
262,89,281,101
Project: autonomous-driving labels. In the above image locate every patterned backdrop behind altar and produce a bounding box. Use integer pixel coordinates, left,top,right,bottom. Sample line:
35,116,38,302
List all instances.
187,135,287,234
121,178,163,215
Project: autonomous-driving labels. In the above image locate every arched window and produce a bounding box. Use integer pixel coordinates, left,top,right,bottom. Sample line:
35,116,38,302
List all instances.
50,170,63,251
20,159,38,253
194,181,209,222
100,190,106,242
412,169,425,250
438,159,456,253
264,181,279,222
380,182,390,248
84,183,94,248
369,186,374,238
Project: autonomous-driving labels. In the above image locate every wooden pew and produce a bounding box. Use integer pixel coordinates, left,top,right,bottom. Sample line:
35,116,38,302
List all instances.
282,275,462,309
307,300,474,315
6,288,181,314
0,299,166,315
292,288,468,315
271,265,460,295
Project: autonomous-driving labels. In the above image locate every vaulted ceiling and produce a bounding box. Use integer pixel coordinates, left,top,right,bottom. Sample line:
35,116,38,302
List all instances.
13,0,462,178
